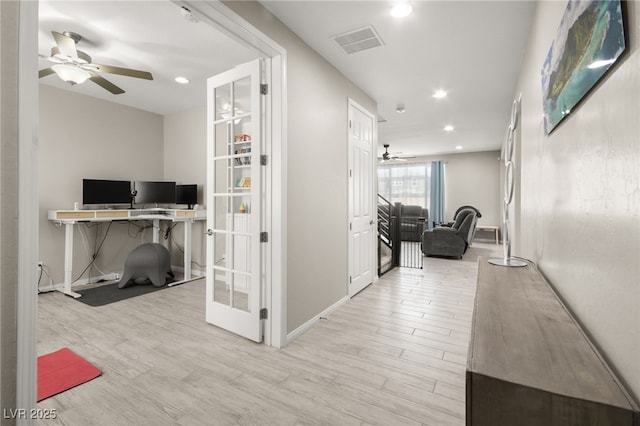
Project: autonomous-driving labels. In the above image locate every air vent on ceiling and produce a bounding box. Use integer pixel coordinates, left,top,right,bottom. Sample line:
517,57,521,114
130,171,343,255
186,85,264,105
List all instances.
332,25,384,55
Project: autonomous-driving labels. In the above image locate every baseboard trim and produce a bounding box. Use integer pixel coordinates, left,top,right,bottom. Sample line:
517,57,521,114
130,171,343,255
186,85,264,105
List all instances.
171,265,206,278
39,272,122,293
286,294,350,345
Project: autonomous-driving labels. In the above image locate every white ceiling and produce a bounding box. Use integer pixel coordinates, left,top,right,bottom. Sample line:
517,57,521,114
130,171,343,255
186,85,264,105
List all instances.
38,0,258,115
261,0,535,157
39,0,535,157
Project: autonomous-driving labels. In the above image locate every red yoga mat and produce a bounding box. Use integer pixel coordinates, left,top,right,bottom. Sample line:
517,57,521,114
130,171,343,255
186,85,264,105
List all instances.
37,348,102,401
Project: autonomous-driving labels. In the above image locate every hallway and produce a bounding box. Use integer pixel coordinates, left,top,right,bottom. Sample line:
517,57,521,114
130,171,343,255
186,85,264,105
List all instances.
37,243,500,425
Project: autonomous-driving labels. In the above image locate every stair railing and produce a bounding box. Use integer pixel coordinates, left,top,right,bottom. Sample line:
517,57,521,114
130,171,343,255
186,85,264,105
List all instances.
377,195,400,275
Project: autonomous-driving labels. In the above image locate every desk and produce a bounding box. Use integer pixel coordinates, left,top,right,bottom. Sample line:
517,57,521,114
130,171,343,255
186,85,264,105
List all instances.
48,208,206,298
475,225,500,244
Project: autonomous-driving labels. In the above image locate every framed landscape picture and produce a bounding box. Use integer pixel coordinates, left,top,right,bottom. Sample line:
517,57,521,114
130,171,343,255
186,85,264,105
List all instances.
541,0,626,135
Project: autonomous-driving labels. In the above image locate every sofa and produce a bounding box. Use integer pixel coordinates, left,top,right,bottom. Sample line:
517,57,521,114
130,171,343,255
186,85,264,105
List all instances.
398,205,428,242
421,209,477,258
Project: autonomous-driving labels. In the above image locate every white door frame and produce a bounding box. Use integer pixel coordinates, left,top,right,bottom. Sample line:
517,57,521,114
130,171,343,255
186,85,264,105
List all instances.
174,0,287,348
12,0,40,418
16,0,288,415
347,98,377,296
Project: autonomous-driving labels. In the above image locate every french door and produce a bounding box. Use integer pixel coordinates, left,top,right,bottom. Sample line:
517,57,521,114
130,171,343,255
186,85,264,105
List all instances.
206,59,264,342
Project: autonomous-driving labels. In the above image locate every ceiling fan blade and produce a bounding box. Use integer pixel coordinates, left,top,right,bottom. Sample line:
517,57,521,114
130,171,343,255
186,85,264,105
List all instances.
92,64,153,80
52,31,78,60
39,67,56,79
89,73,125,95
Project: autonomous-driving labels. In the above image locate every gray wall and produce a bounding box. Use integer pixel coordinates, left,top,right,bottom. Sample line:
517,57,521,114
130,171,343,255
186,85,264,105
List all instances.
412,151,501,229
514,1,639,401
39,85,165,284
223,1,377,333
163,106,208,273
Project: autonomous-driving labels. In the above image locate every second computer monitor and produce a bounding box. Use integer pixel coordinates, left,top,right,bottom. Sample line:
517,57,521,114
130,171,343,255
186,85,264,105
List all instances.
134,181,176,205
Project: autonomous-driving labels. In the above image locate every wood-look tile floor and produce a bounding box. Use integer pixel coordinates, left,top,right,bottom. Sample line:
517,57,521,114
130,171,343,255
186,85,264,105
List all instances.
37,242,500,426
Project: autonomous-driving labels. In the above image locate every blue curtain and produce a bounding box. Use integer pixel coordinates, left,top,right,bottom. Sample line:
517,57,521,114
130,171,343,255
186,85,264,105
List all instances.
429,160,445,229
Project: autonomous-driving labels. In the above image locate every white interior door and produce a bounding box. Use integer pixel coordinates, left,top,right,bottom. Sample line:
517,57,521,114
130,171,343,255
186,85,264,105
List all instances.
206,59,263,342
348,99,375,296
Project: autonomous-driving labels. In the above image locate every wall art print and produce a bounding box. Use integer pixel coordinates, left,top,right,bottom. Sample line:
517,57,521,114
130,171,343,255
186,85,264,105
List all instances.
541,0,625,135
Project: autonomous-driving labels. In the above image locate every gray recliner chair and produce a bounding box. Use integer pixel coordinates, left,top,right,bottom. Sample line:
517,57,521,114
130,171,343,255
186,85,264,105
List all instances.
421,209,477,258
118,243,174,289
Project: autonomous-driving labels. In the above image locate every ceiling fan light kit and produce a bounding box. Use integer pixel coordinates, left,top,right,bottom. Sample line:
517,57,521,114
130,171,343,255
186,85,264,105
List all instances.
39,31,153,95
51,63,90,85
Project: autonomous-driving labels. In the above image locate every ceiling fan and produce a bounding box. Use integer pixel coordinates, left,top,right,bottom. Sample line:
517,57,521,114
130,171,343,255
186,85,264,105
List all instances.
39,31,153,95
379,144,415,163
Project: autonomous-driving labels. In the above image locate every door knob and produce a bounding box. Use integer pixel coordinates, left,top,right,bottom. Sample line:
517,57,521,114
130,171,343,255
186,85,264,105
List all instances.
205,229,213,236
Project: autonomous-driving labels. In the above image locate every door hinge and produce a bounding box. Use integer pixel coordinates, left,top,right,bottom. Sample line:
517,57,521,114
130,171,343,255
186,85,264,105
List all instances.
260,308,268,319
349,222,352,231
260,84,268,95
349,120,352,128
349,276,352,284
260,232,268,243
260,155,268,166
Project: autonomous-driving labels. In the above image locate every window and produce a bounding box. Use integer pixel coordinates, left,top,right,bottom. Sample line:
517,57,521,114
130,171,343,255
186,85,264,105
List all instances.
378,163,429,208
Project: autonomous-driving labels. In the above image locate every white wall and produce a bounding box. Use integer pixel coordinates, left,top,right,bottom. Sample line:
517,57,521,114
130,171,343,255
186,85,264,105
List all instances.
163,106,208,273
1,0,21,412
223,1,377,333
412,151,502,229
515,1,639,401
39,85,165,284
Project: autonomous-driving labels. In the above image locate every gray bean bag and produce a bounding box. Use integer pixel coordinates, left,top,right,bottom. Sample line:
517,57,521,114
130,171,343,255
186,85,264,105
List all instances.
117,243,174,289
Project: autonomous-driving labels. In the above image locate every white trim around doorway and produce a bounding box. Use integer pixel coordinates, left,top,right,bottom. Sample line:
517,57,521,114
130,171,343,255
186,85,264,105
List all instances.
15,0,288,415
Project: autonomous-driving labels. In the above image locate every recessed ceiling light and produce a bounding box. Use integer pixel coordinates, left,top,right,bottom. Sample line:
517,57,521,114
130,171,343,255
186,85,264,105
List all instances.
390,3,413,18
444,125,454,132
433,90,447,99
456,145,463,150
396,105,405,113
174,76,190,84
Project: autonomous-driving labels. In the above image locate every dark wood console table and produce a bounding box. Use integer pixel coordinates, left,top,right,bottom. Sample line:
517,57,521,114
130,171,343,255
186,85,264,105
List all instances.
466,257,638,425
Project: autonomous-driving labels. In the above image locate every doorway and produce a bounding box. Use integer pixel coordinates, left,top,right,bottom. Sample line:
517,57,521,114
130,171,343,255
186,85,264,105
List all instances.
15,0,287,411
348,99,376,297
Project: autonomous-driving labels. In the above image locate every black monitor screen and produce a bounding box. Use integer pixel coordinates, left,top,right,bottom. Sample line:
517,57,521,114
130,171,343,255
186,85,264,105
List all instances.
83,179,132,205
134,181,176,205
176,184,197,207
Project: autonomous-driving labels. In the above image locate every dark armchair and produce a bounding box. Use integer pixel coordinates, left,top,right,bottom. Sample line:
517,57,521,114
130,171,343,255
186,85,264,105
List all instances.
398,205,428,242
421,209,477,258
441,205,482,227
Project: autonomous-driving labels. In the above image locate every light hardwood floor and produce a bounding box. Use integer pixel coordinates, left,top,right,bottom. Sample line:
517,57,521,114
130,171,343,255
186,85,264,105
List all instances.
37,243,500,426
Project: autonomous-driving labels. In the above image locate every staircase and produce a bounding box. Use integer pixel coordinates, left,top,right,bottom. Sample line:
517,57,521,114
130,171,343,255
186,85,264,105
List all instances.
377,196,425,274
377,195,398,275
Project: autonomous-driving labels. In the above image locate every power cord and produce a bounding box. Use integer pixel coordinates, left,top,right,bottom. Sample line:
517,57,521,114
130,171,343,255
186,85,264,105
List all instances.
72,221,112,284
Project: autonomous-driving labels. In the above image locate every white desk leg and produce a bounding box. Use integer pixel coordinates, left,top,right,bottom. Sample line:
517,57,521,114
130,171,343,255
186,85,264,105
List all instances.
60,222,81,298
183,220,193,280
152,219,160,243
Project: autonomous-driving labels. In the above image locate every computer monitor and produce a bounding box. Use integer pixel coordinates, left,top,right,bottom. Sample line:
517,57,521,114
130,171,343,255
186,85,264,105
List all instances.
82,179,132,205
176,184,197,209
134,181,176,205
